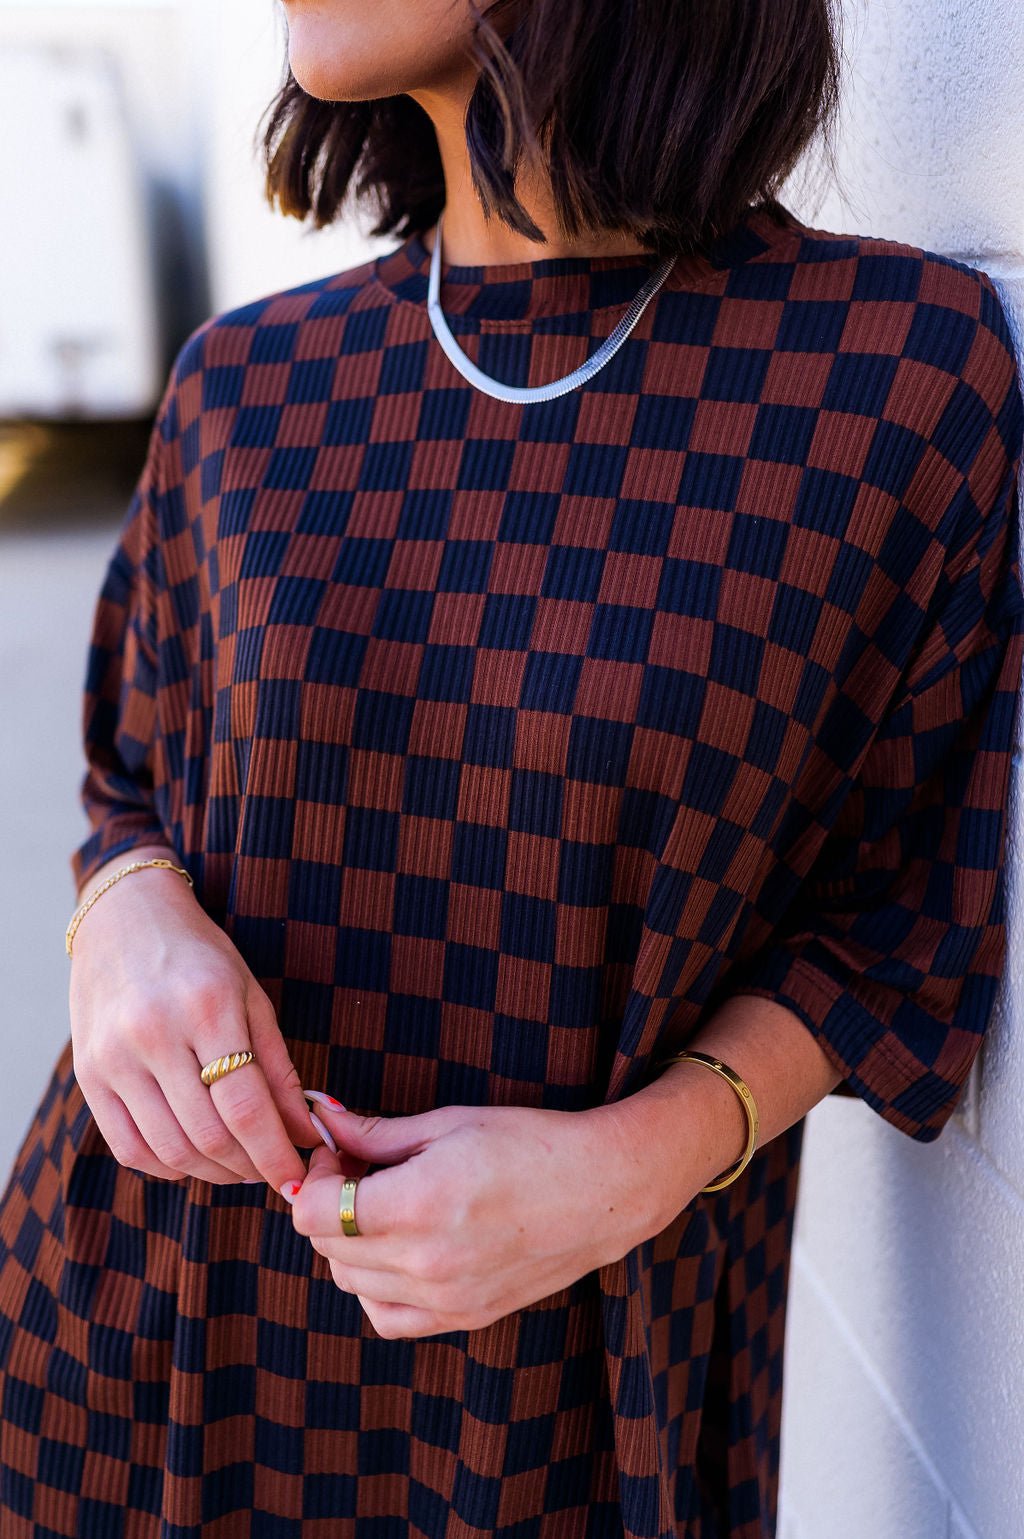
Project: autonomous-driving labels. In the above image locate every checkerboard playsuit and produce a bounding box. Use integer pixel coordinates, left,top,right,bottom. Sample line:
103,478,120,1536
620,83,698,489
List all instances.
2,201,1024,1538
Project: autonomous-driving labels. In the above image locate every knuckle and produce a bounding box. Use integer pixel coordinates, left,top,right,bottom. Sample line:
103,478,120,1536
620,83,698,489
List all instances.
444,1196,473,1235
246,982,278,1023
221,1089,265,1132
105,1136,137,1168
75,1020,124,1068
71,1057,98,1099
124,1010,167,1054
189,977,241,1027
364,1306,398,1339
150,1133,191,1170
278,1061,303,1093
190,1121,236,1162
412,1245,448,1284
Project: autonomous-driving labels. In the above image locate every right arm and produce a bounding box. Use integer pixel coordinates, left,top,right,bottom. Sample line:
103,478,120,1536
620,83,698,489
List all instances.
67,366,316,1194
68,839,315,1192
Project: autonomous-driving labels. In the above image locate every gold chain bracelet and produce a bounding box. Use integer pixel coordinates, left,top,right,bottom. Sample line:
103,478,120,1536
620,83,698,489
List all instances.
66,857,194,959
658,1049,760,1193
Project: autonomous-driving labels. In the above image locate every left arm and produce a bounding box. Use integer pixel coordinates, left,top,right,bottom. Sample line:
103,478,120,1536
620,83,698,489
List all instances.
285,993,842,1340
610,991,844,1232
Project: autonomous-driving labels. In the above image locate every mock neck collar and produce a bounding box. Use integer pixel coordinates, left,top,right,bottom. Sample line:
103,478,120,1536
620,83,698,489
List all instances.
371,202,800,325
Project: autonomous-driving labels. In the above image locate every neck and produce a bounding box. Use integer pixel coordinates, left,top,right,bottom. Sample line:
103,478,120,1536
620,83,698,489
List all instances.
407,79,656,267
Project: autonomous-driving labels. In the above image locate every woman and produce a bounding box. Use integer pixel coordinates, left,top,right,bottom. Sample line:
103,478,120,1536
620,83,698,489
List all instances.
1,0,1021,1534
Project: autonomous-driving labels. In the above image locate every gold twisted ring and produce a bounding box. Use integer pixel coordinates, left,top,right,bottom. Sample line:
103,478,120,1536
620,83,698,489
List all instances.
339,1176,360,1237
199,1050,257,1087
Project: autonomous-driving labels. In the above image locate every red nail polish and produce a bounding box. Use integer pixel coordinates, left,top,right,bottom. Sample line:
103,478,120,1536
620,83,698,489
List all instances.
278,1180,302,1203
327,1096,344,1109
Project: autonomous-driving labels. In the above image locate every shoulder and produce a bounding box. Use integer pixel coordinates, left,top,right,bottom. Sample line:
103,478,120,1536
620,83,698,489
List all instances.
156,248,387,426
749,210,1022,490
780,211,1020,391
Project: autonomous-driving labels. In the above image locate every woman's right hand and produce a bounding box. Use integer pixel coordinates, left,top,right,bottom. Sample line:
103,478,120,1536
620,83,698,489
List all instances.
68,847,315,1191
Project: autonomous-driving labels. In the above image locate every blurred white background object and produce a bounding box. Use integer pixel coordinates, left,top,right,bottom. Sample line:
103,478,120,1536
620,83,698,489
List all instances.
0,0,391,420
0,40,163,417
193,0,395,314
0,0,212,420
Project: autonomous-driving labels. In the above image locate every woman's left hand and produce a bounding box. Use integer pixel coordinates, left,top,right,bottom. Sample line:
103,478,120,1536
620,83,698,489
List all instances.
285,1098,693,1339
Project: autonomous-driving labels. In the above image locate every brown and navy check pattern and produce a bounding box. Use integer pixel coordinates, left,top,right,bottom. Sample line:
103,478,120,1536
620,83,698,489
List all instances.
0,202,1022,1537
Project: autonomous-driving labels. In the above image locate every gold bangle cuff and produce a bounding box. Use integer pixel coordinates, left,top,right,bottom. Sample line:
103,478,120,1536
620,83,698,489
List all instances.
658,1049,759,1193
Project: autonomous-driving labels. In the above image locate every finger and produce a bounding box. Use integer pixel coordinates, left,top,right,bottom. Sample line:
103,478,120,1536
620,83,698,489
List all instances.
158,1056,264,1181
81,1081,188,1182
305,1108,337,1154
298,1101,447,1166
108,1072,249,1184
290,1145,410,1241
358,1297,453,1341
195,1024,309,1194
245,984,323,1148
321,1256,429,1308
301,1104,369,1178
308,1127,371,1181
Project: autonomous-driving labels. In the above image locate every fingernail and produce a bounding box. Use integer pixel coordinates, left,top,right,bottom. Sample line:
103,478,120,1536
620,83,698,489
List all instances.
242,1177,262,1185
278,1179,302,1203
303,1088,347,1113
307,1110,338,1154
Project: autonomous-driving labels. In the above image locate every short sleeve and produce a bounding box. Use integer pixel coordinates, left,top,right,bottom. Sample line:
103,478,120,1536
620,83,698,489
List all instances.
731,284,1024,1142
70,378,179,898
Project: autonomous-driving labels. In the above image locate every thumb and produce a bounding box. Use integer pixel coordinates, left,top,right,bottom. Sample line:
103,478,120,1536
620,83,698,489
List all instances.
302,1093,443,1166
302,1140,369,1182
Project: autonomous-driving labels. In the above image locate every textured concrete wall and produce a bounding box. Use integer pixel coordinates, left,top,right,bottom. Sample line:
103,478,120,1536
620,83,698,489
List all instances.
777,3,1024,1536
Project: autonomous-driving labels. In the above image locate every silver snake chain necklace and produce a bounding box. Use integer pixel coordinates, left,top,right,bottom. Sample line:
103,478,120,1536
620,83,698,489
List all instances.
425,210,677,405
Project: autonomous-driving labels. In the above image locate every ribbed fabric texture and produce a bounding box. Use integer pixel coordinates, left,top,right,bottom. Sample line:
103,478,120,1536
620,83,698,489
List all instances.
0,201,1022,1538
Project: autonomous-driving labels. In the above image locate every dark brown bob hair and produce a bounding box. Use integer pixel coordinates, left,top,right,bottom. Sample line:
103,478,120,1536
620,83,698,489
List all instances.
259,0,842,263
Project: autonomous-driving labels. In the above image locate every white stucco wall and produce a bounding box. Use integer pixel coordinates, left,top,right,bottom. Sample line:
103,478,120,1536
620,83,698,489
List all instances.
776,3,1024,1537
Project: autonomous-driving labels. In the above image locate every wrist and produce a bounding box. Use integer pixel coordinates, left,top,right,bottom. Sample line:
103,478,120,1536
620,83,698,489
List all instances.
593,1062,752,1240
580,1089,705,1255
69,850,195,958
572,1102,662,1262
75,844,181,906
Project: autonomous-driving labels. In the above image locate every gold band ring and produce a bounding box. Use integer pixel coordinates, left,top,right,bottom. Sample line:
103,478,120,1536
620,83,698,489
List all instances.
339,1177,360,1237
200,1050,256,1086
